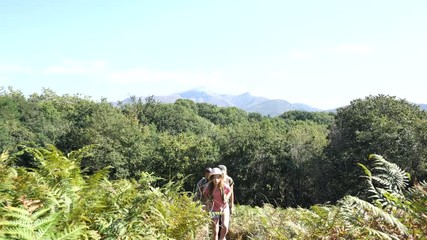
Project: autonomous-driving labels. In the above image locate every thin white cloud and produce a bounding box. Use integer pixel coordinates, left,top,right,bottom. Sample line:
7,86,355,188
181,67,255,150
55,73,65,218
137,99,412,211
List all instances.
330,44,373,55
267,70,289,78
44,59,107,75
290,49,312,60
0,64,33,73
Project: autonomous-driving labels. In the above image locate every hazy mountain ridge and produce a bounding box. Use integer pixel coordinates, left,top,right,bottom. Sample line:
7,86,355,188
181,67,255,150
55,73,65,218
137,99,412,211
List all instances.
123,89,427,116
178,89,234,107
125,89,322,116
222,92,269,109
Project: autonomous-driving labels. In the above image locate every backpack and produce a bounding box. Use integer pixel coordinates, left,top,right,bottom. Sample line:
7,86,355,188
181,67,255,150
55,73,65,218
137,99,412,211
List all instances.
194,177,209,202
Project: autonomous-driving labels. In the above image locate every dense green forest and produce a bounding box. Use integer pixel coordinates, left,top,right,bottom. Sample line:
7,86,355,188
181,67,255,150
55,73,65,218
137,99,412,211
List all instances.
1,87,426,239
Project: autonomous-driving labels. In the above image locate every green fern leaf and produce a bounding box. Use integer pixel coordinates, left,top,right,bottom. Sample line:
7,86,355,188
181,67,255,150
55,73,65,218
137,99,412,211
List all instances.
52,225,86,240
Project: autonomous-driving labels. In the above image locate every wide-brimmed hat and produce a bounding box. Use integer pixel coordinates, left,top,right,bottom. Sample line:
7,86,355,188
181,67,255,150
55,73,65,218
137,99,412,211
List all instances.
209,167,223,177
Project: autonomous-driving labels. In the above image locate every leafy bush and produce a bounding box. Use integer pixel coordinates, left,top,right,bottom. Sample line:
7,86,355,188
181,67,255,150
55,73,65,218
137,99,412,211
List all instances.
0,145,208,239
229,154,427,239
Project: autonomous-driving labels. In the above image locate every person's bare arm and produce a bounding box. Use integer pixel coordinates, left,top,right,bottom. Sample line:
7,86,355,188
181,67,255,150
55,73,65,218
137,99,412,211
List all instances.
230,185,234,213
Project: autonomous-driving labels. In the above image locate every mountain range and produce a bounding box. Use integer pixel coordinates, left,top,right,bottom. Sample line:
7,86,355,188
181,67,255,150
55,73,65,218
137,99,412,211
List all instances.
123,89,427,117
124,89,323,116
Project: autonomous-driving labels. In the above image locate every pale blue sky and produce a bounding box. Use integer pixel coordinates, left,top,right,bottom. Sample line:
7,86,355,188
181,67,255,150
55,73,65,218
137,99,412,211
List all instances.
1,1,426,109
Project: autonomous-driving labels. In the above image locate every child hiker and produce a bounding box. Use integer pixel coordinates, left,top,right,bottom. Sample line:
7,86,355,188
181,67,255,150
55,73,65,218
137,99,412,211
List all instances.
203,167,231,240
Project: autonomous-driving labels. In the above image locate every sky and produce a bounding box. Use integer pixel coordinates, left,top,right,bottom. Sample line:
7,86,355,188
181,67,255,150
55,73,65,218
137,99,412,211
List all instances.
1,0,426,110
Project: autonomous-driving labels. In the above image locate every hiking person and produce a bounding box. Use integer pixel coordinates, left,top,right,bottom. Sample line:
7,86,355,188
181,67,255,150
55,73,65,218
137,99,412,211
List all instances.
218,165,234,214
203,167,231,240
194,167,212,204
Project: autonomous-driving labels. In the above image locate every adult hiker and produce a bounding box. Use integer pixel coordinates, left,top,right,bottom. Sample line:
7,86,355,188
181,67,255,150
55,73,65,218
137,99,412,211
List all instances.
203,167,231,240
194,167,212,204
218,165,234,214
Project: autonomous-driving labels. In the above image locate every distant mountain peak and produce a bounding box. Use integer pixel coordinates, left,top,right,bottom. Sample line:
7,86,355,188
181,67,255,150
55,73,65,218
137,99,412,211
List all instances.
121,89,427,114
124,88,323,116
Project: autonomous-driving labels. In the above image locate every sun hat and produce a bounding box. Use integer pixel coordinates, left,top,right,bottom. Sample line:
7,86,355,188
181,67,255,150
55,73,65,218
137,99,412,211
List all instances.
204,167,212,173
209,167,223,177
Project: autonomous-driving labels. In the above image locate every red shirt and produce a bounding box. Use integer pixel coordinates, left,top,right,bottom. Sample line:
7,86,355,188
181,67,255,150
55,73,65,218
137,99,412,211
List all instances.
203,184,231,211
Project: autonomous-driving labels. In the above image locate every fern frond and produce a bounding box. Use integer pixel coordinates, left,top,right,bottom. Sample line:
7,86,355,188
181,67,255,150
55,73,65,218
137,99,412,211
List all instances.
33,221,55,240
1,206,33,223
31,207,51,220
0,151,17,204
340,195,408,235
44,186,73,211
53,225,87,240
0,219,31,229
359,226,398,240
83,230,102,240
370,155,409,191
0,206,61,240
1,227,35,240
67,144,95,163
85,166,111,188
357,163,372,177
361,154,410,209
0,151,9,163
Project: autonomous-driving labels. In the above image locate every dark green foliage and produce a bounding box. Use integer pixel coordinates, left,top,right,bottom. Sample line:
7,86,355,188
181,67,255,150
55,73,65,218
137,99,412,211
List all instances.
122,96,215,134
248,112,264,122
218,120,284,206
24,90,73,146
147,132,220,190
284,121,329,206
216,118,329,207
1,88,427,211
279,110,335,125
0,88,36,152
320,95,427,202
196,102,250,126
28,94,153,179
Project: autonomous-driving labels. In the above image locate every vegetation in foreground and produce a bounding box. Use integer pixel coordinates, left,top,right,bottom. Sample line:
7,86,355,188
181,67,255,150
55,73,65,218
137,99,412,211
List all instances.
0,146,208,239
1,146,426,239
231,154,427,239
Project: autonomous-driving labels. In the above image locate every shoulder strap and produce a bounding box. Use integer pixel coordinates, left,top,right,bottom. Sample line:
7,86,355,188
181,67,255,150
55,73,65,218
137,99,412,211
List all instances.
200,178,207,186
